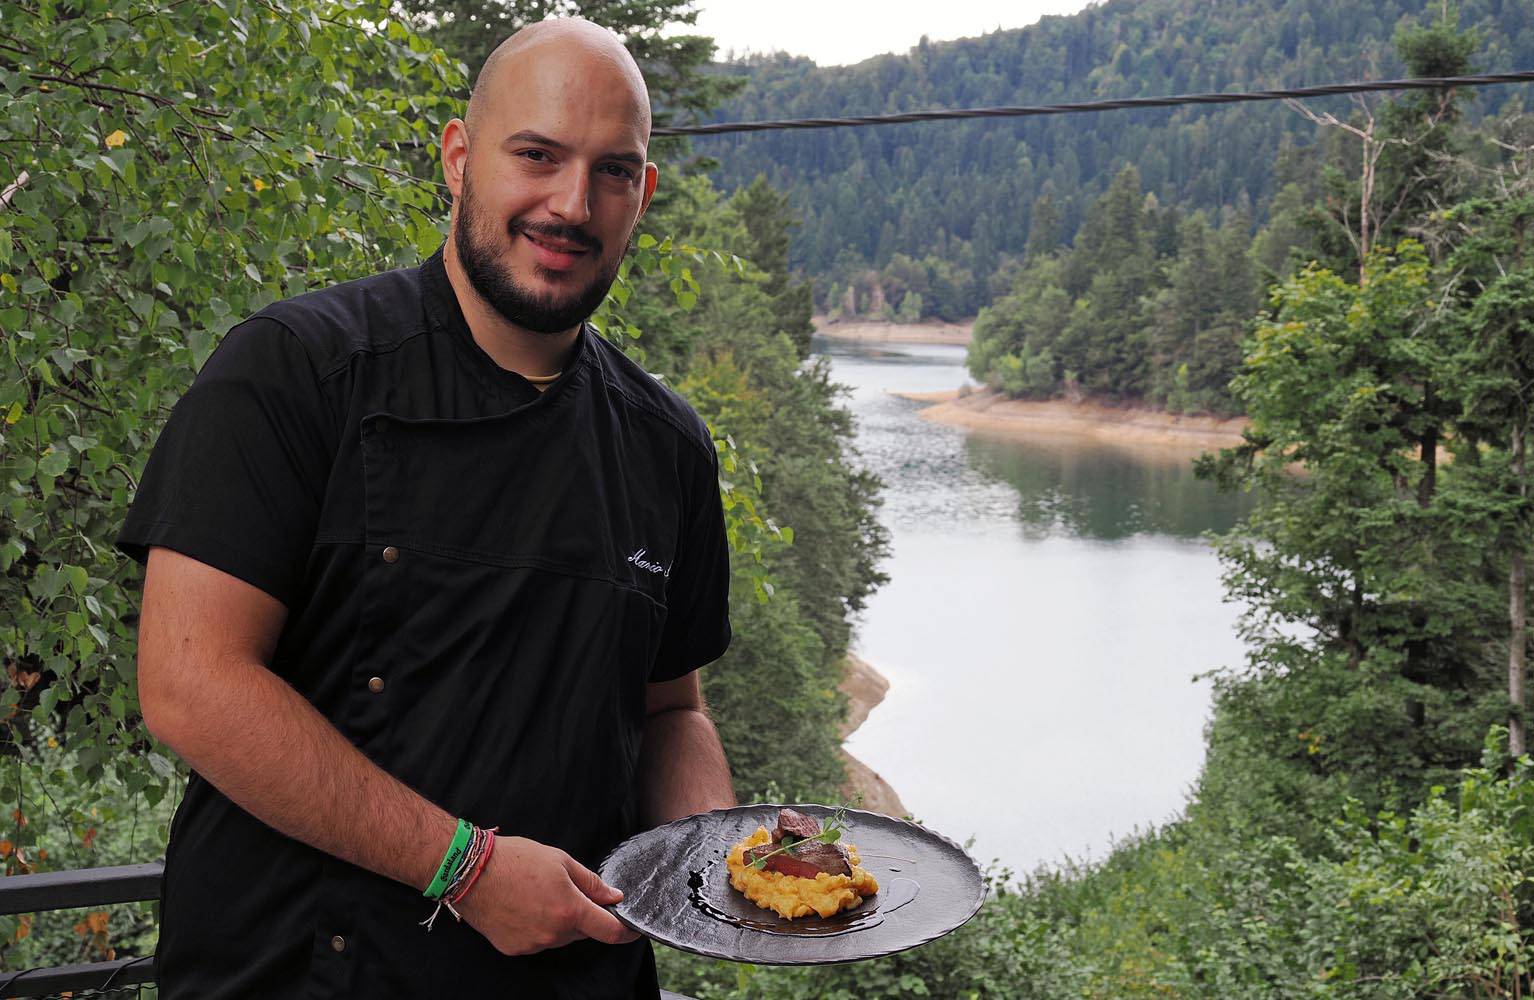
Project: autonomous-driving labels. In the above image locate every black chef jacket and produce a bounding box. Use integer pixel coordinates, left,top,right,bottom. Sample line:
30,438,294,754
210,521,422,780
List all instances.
116,244,732,998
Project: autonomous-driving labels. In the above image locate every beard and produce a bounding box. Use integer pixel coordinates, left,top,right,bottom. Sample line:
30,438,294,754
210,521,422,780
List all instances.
453,169,630,335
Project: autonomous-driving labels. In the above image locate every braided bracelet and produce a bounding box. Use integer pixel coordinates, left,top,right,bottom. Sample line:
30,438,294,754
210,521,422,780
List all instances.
420,822,499,931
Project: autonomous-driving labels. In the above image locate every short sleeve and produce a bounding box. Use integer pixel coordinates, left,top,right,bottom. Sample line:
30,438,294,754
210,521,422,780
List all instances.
650,440,733,682
116,317,335,609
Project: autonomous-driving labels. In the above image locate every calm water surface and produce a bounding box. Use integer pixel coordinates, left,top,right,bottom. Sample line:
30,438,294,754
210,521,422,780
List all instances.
819,338,1253,875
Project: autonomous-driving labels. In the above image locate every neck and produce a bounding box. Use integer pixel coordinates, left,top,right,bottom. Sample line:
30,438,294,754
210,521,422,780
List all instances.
443,235,580,378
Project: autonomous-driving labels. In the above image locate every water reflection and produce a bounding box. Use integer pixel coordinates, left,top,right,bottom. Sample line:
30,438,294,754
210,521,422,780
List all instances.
962,433,1253,540
815,336,1251,541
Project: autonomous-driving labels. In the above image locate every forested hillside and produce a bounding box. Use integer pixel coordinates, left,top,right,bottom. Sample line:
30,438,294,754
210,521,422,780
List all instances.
703,0,1534,319
658,11,1534,996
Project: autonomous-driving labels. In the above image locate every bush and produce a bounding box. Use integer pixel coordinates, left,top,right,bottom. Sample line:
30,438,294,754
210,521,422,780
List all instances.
0,730,176,971
656,741,1534,998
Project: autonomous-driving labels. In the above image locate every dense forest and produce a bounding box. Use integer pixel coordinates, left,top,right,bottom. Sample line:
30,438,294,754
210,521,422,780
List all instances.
704,0,1534,323
963,13,1499,415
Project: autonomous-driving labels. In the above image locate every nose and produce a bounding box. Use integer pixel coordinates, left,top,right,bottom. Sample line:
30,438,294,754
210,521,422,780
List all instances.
547,165,591,227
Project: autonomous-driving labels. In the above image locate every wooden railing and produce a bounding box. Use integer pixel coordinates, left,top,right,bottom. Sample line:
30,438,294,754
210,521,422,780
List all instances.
0,864,694,998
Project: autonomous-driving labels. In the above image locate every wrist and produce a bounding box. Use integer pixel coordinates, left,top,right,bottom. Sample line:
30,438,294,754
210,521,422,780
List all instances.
446,832,496,907
410,814,462,891
419,821,498,932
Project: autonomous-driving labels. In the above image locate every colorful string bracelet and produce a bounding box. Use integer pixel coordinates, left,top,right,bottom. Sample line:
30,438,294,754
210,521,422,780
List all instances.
421,820,499,931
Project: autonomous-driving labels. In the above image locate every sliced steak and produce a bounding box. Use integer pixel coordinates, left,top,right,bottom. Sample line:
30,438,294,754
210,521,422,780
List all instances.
788,841,852,877
743,840,853,879
774,808,822,842
745,844,823,879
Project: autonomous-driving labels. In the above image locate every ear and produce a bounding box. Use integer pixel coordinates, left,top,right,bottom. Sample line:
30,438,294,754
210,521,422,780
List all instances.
441,118,469,201
638,162,659,217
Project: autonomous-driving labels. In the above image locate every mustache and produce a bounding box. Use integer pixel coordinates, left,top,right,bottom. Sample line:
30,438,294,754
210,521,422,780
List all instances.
511,218,602,254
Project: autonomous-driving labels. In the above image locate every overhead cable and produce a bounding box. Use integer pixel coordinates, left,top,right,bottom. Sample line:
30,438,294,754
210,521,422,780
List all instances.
650,70,1534,137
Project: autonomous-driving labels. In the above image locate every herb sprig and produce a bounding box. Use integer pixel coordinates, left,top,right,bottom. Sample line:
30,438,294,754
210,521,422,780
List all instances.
748,805,851,870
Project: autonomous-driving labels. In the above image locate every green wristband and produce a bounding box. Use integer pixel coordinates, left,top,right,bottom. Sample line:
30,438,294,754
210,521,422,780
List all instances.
424,819,475,900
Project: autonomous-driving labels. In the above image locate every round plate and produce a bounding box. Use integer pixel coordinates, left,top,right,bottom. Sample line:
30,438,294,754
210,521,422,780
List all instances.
597,804,984,965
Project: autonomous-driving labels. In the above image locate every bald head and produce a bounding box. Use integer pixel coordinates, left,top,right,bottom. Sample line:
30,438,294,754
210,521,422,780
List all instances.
466,18,651,145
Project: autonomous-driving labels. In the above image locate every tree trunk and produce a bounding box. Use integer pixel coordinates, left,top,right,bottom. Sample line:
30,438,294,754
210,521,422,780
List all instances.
1358,118,1376,286
1418,384,1438,508
1348,577,1365,670
1512,421,1528,760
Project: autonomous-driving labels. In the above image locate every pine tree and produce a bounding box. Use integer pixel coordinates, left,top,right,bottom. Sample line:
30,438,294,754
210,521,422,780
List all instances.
397,0,741,127
1443,190,1534,758
731,175,814,355
1025,191,1061,260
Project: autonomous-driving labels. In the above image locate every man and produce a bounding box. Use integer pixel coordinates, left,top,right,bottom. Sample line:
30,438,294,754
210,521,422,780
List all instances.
118,18,735,998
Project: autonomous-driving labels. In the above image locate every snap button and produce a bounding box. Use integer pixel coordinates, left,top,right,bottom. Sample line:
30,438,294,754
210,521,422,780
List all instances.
367,676,385,694
381,546,399,564
330,934,346,952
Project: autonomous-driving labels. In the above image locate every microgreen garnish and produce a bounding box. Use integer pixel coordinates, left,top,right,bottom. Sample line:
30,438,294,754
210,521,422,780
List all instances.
748,805,851,870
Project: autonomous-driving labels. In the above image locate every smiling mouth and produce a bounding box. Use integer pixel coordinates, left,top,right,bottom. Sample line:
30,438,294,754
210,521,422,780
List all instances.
523,232,587,255
520,230,592,273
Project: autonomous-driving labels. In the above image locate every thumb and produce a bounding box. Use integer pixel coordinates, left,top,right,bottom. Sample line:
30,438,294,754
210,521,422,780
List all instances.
565,855,624,904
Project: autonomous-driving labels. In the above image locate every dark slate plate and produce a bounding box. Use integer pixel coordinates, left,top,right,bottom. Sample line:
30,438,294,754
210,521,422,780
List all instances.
597,804,984,965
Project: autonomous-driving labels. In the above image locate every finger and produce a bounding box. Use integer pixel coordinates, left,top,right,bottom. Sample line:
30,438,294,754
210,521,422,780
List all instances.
564,855,624,904
573,897,642,945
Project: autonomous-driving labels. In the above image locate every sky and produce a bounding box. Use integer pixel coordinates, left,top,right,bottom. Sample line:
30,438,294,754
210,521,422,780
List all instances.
680,0,1099,67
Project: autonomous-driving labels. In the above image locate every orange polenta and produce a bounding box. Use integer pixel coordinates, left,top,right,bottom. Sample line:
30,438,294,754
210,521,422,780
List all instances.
726,825,879,920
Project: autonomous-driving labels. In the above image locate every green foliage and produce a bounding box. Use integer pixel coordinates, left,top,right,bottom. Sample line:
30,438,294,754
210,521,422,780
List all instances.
0,0,464,814
1193,242,1509,836
1299,5,1479,279
658,752,1534,996
1293,789,1532,994
396,0,743,131
989,348,1055,398
1442,192,1534,455
729,176,814,353
1,1,888,981
1090,755,1534,996
0,729,177,970
830,251,978,324
894,289,923,324
967,170,1257,411
707,0,1534,315
1437,177,1534,763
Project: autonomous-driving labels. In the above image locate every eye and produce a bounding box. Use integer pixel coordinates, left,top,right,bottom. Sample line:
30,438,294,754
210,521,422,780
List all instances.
601,163,635,180
518,149,552,163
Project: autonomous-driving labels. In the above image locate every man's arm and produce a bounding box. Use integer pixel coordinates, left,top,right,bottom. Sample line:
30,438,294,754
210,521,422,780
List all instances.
138,547,636,955
638,672,736,827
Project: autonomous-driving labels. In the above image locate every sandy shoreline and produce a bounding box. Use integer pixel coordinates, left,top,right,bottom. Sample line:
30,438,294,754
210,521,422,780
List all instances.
838,655,909,817
813,315,973,346
902,388,1249,451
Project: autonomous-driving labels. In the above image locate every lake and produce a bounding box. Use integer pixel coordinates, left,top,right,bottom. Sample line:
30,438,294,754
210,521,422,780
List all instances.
819,337,1254,876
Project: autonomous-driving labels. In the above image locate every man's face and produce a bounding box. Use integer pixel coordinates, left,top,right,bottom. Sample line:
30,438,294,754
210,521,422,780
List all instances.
449,45,656,335
454,166,630,334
